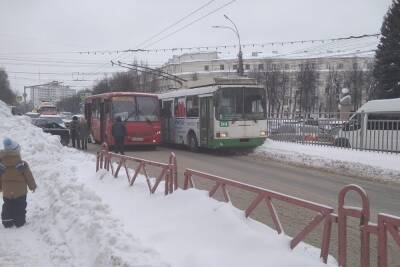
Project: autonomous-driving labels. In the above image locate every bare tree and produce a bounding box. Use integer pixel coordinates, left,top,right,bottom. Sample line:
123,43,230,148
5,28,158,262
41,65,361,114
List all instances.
296,62,319,114
344,59,364,110
325,67,343,114
0,68,16,105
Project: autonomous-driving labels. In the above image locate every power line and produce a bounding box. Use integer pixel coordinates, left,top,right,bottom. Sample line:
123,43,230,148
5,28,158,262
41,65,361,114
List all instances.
138,0,237,48
6,71,122,76
135,0,216,48
0,33,379,57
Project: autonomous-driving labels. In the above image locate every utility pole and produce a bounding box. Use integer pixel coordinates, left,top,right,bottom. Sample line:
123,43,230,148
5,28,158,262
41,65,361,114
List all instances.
213,14,244,76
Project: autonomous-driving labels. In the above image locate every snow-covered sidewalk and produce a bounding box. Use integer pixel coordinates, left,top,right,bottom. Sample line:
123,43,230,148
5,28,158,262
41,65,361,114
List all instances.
254,139,400,183
0,101,335,267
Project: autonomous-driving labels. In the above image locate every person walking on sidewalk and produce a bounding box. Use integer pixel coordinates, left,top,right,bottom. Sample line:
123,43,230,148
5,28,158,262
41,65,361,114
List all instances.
0,138,37,228
111,116,127,155
69,116,81,149
79,117,90,150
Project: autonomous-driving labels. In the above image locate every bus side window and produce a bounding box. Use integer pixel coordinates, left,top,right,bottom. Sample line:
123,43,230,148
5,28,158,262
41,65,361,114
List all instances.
368,113,400,130
161,102,171,118
91,100,97,118
186,96,199,117
105,100,111,114
175,97,186,117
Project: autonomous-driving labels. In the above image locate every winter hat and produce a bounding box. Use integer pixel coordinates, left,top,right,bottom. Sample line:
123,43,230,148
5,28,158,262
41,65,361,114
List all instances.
3,138,20,151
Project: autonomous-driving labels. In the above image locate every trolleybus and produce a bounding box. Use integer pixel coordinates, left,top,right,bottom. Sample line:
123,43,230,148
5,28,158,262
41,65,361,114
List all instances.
158,77,267,151
84,92,161,148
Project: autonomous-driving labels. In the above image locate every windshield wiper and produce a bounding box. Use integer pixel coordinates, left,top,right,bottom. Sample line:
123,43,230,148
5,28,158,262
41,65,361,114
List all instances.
124,110,137,122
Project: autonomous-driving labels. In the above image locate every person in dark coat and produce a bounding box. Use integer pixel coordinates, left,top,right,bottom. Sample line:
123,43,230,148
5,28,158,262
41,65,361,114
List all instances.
111,116,127,155
0,138,37,228
79,117,90,150
69,116,81,149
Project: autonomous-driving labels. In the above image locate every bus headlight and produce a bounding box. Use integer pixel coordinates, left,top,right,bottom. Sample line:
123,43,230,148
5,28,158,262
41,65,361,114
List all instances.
216,132,228,138
260,130,267,136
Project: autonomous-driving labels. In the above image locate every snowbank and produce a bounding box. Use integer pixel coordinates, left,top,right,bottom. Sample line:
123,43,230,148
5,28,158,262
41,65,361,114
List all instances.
0,103,167,267
0,101,335,267
255,139,400,183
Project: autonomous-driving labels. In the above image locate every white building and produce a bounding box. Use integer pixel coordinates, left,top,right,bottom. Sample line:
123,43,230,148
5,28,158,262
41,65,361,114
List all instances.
159,52,374,114
29,81,76,108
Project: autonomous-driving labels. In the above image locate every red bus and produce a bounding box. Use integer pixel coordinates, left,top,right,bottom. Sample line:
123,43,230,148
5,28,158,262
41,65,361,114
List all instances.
84,92,161,148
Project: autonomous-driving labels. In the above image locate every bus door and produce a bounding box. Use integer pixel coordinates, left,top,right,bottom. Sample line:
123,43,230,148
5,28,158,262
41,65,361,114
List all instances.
199,96,214,146
161,100,174,143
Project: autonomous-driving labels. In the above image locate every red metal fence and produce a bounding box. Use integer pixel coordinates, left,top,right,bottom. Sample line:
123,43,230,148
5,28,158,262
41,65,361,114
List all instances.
183,169,400,267
96,145,399,267
96,144,177,195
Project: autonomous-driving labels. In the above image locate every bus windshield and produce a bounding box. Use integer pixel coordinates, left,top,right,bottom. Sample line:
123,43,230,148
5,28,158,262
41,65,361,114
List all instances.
216,87,266,121
137,96,159,122
112,96,159,122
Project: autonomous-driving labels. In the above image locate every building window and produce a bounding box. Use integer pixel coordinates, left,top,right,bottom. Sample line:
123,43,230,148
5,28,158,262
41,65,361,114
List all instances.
245,64,250,70
220,64,224,70
204,65,209,71
353,63,358,70
258,64,264,70
233,64,237,70
337,63,344,69
284,64,289,70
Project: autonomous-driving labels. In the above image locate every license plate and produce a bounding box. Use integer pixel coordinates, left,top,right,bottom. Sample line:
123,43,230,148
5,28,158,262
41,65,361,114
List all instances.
131,137,144,141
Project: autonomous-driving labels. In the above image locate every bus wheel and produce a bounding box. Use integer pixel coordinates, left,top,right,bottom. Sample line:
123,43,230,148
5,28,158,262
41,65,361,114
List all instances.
334,138,350,148
188,133,199,152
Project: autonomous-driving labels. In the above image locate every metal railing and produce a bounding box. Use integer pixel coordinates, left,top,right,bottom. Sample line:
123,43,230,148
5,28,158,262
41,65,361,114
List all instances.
96,143,177,195
266,112,400,153
183,169,400,267
95,145,400,266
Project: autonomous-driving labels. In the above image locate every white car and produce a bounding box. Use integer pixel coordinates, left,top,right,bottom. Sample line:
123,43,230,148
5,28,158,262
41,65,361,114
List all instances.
334,98,400,152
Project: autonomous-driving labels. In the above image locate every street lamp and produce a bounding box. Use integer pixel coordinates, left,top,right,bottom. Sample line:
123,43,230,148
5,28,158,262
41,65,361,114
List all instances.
212,14,244,76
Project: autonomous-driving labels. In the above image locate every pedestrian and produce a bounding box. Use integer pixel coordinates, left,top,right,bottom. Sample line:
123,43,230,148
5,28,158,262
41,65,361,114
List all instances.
111,116,127,155
0,138,37,228
69,116,81,149
79,117,90,150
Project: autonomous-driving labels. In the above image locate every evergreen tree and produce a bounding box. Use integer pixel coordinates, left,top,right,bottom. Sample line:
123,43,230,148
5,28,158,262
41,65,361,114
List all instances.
0,68,16,104
373,0,400,99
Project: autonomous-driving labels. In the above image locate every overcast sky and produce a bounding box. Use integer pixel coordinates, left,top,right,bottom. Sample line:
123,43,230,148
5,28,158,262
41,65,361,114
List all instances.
0,0,393,95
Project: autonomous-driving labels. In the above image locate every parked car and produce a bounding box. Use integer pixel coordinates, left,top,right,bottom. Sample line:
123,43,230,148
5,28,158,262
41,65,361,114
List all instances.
60,112,73,127
25,112,40,119
32,115,70,146
269,123,332,143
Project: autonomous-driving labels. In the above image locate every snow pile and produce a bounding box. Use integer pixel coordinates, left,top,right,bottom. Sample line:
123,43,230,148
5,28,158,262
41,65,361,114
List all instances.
0,99,335,267
0,102,168,267
255,139,400,182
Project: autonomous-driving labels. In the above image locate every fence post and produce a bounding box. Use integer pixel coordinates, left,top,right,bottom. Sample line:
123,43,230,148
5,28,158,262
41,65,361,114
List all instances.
169,152,178,190
377,214,388,267
338,184,370,267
